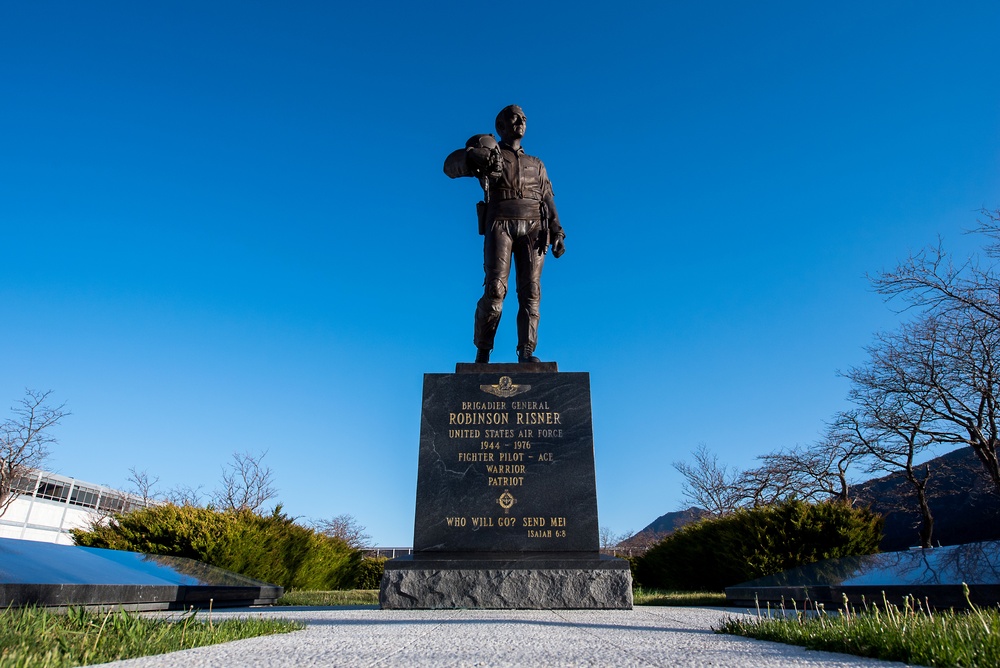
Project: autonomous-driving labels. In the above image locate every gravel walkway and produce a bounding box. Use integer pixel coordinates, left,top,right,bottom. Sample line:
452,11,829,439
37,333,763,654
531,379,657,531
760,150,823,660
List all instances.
99,606,909,667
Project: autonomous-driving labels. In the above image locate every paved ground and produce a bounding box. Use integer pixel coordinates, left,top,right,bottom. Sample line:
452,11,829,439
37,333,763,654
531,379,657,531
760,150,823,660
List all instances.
100,606,909,667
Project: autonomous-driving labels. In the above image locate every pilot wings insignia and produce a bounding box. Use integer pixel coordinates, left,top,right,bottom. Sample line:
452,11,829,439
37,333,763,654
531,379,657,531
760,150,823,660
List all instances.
480,376,530,398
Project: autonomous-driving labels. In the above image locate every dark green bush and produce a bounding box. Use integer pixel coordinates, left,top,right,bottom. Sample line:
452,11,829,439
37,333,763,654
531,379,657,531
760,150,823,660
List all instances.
634,499,882,591
71,504,362,590
355,557,387,589
620,554,641,581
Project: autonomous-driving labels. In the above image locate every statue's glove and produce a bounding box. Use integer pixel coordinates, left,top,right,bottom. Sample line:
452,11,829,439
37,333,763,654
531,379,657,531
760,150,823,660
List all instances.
551,234,566,258
487,147,504,176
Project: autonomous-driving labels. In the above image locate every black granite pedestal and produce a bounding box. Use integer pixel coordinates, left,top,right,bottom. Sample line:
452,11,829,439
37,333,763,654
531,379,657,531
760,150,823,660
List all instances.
380,364,632,609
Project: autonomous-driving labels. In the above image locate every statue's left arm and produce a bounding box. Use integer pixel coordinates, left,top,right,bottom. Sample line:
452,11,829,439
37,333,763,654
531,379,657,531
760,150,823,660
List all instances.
539,162,566,258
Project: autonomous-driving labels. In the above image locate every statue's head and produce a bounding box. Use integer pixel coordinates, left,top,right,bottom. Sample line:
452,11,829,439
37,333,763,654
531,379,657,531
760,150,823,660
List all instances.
495,105,527,143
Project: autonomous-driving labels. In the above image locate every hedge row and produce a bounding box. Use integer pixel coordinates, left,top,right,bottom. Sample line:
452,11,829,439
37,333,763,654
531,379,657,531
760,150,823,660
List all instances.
634,499,883,591
355,556,387,589
71,499,880,594
71,504,362,590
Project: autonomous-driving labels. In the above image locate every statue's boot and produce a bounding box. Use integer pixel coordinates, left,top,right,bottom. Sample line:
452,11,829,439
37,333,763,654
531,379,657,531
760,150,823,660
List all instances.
517,348,541,364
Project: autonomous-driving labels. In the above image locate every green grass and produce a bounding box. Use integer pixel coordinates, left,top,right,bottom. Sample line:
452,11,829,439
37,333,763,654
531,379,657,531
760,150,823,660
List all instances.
717,589,1000,668
0,606,302,668
276,590,379,606
633,588,728,606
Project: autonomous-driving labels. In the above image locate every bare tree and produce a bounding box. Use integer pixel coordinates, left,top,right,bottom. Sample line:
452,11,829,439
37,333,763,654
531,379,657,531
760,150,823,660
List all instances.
616,529,670,554
805,431,868,503
844,329,940,543
313,513,372,549
599,526,631,550
737,451,801,507
212,450,278,513
837,397,939,548
872,209,1000,325
88,488,131,522
126,467,161,506
673,444,746,516
166,483,206,507
853,314,1000,497
869,210,1000,497
675,425,868,517
736,431,867,508
0,390,68,517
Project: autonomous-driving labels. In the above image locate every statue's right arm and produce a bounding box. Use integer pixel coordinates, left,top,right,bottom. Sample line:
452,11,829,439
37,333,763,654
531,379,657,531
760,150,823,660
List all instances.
443,148,472,179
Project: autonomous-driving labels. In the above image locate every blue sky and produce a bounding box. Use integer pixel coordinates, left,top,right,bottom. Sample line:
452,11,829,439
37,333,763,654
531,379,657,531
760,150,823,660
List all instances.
3,1,999,545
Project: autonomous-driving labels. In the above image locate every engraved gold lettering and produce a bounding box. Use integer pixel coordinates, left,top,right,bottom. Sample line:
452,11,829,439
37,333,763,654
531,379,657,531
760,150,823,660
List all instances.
515,412,561,425
537,452,553,462
499,452,524,462
550,517,567,527
484,429,515,438
527,529,552,538
537,429,563,438
470,516,494,527
511,401,549,410
448,429,481,438
485,464,526,474
497,516,516,527
522,517,546,527
458,452,494,462
488,476,524,486
462,401,507,410
449,412,510,425
445,517,466,527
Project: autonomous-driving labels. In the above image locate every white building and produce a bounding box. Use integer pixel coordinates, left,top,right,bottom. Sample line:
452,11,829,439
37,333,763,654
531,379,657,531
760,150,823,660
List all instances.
0,470,149,545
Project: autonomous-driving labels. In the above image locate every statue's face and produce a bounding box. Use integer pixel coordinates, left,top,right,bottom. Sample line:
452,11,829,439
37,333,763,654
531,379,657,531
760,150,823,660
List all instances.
499,107,527,141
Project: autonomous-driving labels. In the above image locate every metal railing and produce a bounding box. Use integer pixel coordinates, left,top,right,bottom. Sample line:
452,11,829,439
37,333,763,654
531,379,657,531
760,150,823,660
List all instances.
363,547,414,559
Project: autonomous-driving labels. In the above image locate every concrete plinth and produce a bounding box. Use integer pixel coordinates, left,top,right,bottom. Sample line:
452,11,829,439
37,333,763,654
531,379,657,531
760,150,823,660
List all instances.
380,553,632,610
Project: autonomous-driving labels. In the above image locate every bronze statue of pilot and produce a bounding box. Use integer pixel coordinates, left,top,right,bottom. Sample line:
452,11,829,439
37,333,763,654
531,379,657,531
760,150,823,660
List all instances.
444,105,566,364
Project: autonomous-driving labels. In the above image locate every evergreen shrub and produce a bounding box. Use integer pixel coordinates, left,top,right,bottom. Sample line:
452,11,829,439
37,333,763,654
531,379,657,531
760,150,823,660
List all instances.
71,504,362,590
355,557,387,589
620,554,641,581
634,499,882,591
